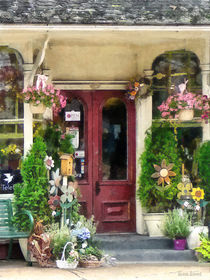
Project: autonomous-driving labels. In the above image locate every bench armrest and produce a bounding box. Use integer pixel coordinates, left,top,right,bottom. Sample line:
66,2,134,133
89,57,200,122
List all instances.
14,209,34,235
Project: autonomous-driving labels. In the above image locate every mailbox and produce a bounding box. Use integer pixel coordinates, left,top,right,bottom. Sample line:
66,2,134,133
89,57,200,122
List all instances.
60,154,73,176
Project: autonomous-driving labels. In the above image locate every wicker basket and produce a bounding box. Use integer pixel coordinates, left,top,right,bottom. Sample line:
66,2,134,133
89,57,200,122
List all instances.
29,103,46,114
56,242,78,269
79,259,101,268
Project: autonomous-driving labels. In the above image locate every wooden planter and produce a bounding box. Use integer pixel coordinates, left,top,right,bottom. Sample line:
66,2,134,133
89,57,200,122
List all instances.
29,103,46,114
178,109,194,121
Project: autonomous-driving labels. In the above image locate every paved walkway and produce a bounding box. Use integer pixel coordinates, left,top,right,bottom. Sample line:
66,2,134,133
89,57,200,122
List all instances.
0,260,209,280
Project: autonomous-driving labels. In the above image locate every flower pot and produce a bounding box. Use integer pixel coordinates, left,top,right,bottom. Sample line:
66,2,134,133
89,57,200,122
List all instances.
174,239,186,250
178,109,194,121
187,226,208,249
143,213,165,237
19,238,36,262
29,103,46,114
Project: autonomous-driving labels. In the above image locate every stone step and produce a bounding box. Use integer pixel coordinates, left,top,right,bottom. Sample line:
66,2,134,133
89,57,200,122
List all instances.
103,248,197,263
94,234,174,250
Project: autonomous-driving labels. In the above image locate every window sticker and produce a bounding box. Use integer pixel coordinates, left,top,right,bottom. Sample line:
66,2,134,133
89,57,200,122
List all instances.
65,111,80,121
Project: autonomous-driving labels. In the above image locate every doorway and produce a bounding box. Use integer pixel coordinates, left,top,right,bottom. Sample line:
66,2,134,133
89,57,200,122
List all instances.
59,90,136,232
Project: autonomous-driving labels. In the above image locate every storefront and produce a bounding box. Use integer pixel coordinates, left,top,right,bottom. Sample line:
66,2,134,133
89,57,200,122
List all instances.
0,4,209,234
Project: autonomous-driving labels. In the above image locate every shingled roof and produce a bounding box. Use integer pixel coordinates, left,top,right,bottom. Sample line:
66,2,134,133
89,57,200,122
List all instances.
0,0,209,25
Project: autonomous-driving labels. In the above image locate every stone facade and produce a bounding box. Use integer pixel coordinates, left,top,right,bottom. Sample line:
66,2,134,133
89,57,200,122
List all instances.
0,0,209,25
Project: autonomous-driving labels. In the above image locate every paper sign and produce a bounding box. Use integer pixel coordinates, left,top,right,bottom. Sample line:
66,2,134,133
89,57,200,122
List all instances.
75,150,85,158
65,111,80,121
67,127,79,149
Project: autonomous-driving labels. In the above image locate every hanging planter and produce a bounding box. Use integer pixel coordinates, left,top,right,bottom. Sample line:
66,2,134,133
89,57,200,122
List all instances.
29,103,46,114
178,109,194,121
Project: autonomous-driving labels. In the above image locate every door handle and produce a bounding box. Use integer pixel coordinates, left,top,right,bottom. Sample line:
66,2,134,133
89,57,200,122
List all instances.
95,181,101,195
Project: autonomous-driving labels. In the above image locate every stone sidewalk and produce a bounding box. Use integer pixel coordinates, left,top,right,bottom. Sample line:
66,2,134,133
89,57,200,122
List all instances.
0,260,209,280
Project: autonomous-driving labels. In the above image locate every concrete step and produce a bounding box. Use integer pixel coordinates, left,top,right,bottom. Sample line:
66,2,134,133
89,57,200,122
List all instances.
103,248,197,263
94,234,174,250
94,234,197,263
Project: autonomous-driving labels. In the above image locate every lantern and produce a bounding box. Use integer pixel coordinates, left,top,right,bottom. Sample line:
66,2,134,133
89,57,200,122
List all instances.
60,154,73,176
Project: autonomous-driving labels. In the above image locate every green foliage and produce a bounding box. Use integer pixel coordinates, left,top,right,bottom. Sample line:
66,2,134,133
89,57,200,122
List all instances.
60,134,75,155
161,209,191,239
137,124,182,212
80,246,103,261
13,136,51,231
38,122,75,170
46,223,72,260
195,234,210,262
196,141,210,201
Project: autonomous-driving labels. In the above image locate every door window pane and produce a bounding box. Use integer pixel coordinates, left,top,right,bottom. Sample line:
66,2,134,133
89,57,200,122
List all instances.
102,98,127,180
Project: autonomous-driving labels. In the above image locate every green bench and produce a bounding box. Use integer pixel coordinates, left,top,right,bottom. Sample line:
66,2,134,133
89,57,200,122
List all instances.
0,199,34,259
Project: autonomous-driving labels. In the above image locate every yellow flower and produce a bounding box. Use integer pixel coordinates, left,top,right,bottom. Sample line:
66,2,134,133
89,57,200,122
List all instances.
177,182,192,199
130,91,137,96
151,159,176,185
191,187,205,201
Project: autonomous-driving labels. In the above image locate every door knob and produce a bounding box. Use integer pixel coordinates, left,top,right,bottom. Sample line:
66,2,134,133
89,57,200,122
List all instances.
95,181,101,195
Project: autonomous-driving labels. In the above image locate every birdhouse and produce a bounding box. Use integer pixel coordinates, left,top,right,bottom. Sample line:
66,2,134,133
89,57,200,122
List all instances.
60,154,73,176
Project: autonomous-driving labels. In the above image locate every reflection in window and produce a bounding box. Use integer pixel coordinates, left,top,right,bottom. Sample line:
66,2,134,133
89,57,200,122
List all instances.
102,98,127,180
64,98,86,180
152,50,202,118
0,47,24,191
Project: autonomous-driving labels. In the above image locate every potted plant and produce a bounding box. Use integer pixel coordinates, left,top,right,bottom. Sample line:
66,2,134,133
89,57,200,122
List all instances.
20,76,66,115
137,124,182,236
158,92,209,122
1,144,22,169
13,136,52,260
194,233,210,262
161,209,191,250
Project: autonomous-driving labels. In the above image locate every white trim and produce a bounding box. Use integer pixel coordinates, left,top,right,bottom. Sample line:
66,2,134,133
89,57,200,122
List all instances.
0,25,210,32
53,80,128,90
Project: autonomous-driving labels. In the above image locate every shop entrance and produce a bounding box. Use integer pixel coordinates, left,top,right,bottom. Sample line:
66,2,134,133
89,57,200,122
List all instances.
59,90,136,232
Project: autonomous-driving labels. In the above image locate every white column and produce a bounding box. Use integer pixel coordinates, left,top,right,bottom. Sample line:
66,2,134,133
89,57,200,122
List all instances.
23,63,33,156
200,37,210,142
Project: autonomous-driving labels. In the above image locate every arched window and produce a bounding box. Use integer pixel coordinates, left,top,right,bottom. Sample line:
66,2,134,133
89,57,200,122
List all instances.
151,50,203,178
152,50,202,119
0,47,24,193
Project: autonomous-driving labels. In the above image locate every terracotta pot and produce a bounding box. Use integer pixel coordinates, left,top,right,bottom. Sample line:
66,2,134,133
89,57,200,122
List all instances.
29,103,46,114
178,109,194,121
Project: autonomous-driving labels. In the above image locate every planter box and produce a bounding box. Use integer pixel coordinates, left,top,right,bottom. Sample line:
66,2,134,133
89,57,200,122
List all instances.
143,213,165,237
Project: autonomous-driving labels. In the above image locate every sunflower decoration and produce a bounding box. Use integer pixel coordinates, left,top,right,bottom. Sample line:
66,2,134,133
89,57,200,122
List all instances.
151,159,176,186
191,187,205,201
177,182,193,199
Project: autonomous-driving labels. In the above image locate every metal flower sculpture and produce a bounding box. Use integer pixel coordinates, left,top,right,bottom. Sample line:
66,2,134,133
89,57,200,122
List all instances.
151,159,176,185
177,182,193,199
191,187,205,202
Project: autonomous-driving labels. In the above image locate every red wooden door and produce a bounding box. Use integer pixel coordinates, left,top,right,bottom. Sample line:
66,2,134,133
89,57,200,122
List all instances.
60,90,136,233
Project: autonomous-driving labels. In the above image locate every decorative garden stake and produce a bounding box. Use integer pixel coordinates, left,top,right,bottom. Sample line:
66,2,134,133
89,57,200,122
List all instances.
151,159,176,187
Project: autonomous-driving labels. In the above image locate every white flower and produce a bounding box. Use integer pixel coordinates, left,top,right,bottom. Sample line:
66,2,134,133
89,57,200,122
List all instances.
52,211,56,216
49,168,61,195
183,201,190,208
195,205,200,211
66,219,70,225
82,241,87,249
44,155,54,170
60,185,74,203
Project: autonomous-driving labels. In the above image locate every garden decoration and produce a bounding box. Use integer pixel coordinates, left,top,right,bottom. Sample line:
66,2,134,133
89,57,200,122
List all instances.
177,164,209,225
126,75,152,101
28,221,52,267
20,74,67,115
157,81,210,123
56,242,79,269
151,159,176,188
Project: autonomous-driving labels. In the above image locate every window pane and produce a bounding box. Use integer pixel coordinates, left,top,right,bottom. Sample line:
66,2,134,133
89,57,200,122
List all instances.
102,98,127,180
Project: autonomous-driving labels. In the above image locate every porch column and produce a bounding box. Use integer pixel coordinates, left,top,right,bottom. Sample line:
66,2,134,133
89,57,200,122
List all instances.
23,63,34,156
200,37,210,142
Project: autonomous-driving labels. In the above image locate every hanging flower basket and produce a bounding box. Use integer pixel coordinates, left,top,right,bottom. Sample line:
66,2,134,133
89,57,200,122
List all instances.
29,103,46,114
178,109,194,121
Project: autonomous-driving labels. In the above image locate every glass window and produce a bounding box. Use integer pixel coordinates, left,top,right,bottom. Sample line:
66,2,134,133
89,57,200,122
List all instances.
152,50,202,119
0,47,24,194
102,98,127,180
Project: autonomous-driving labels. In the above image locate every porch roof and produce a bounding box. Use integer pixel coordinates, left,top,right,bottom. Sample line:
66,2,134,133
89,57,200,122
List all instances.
0,0,209,25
